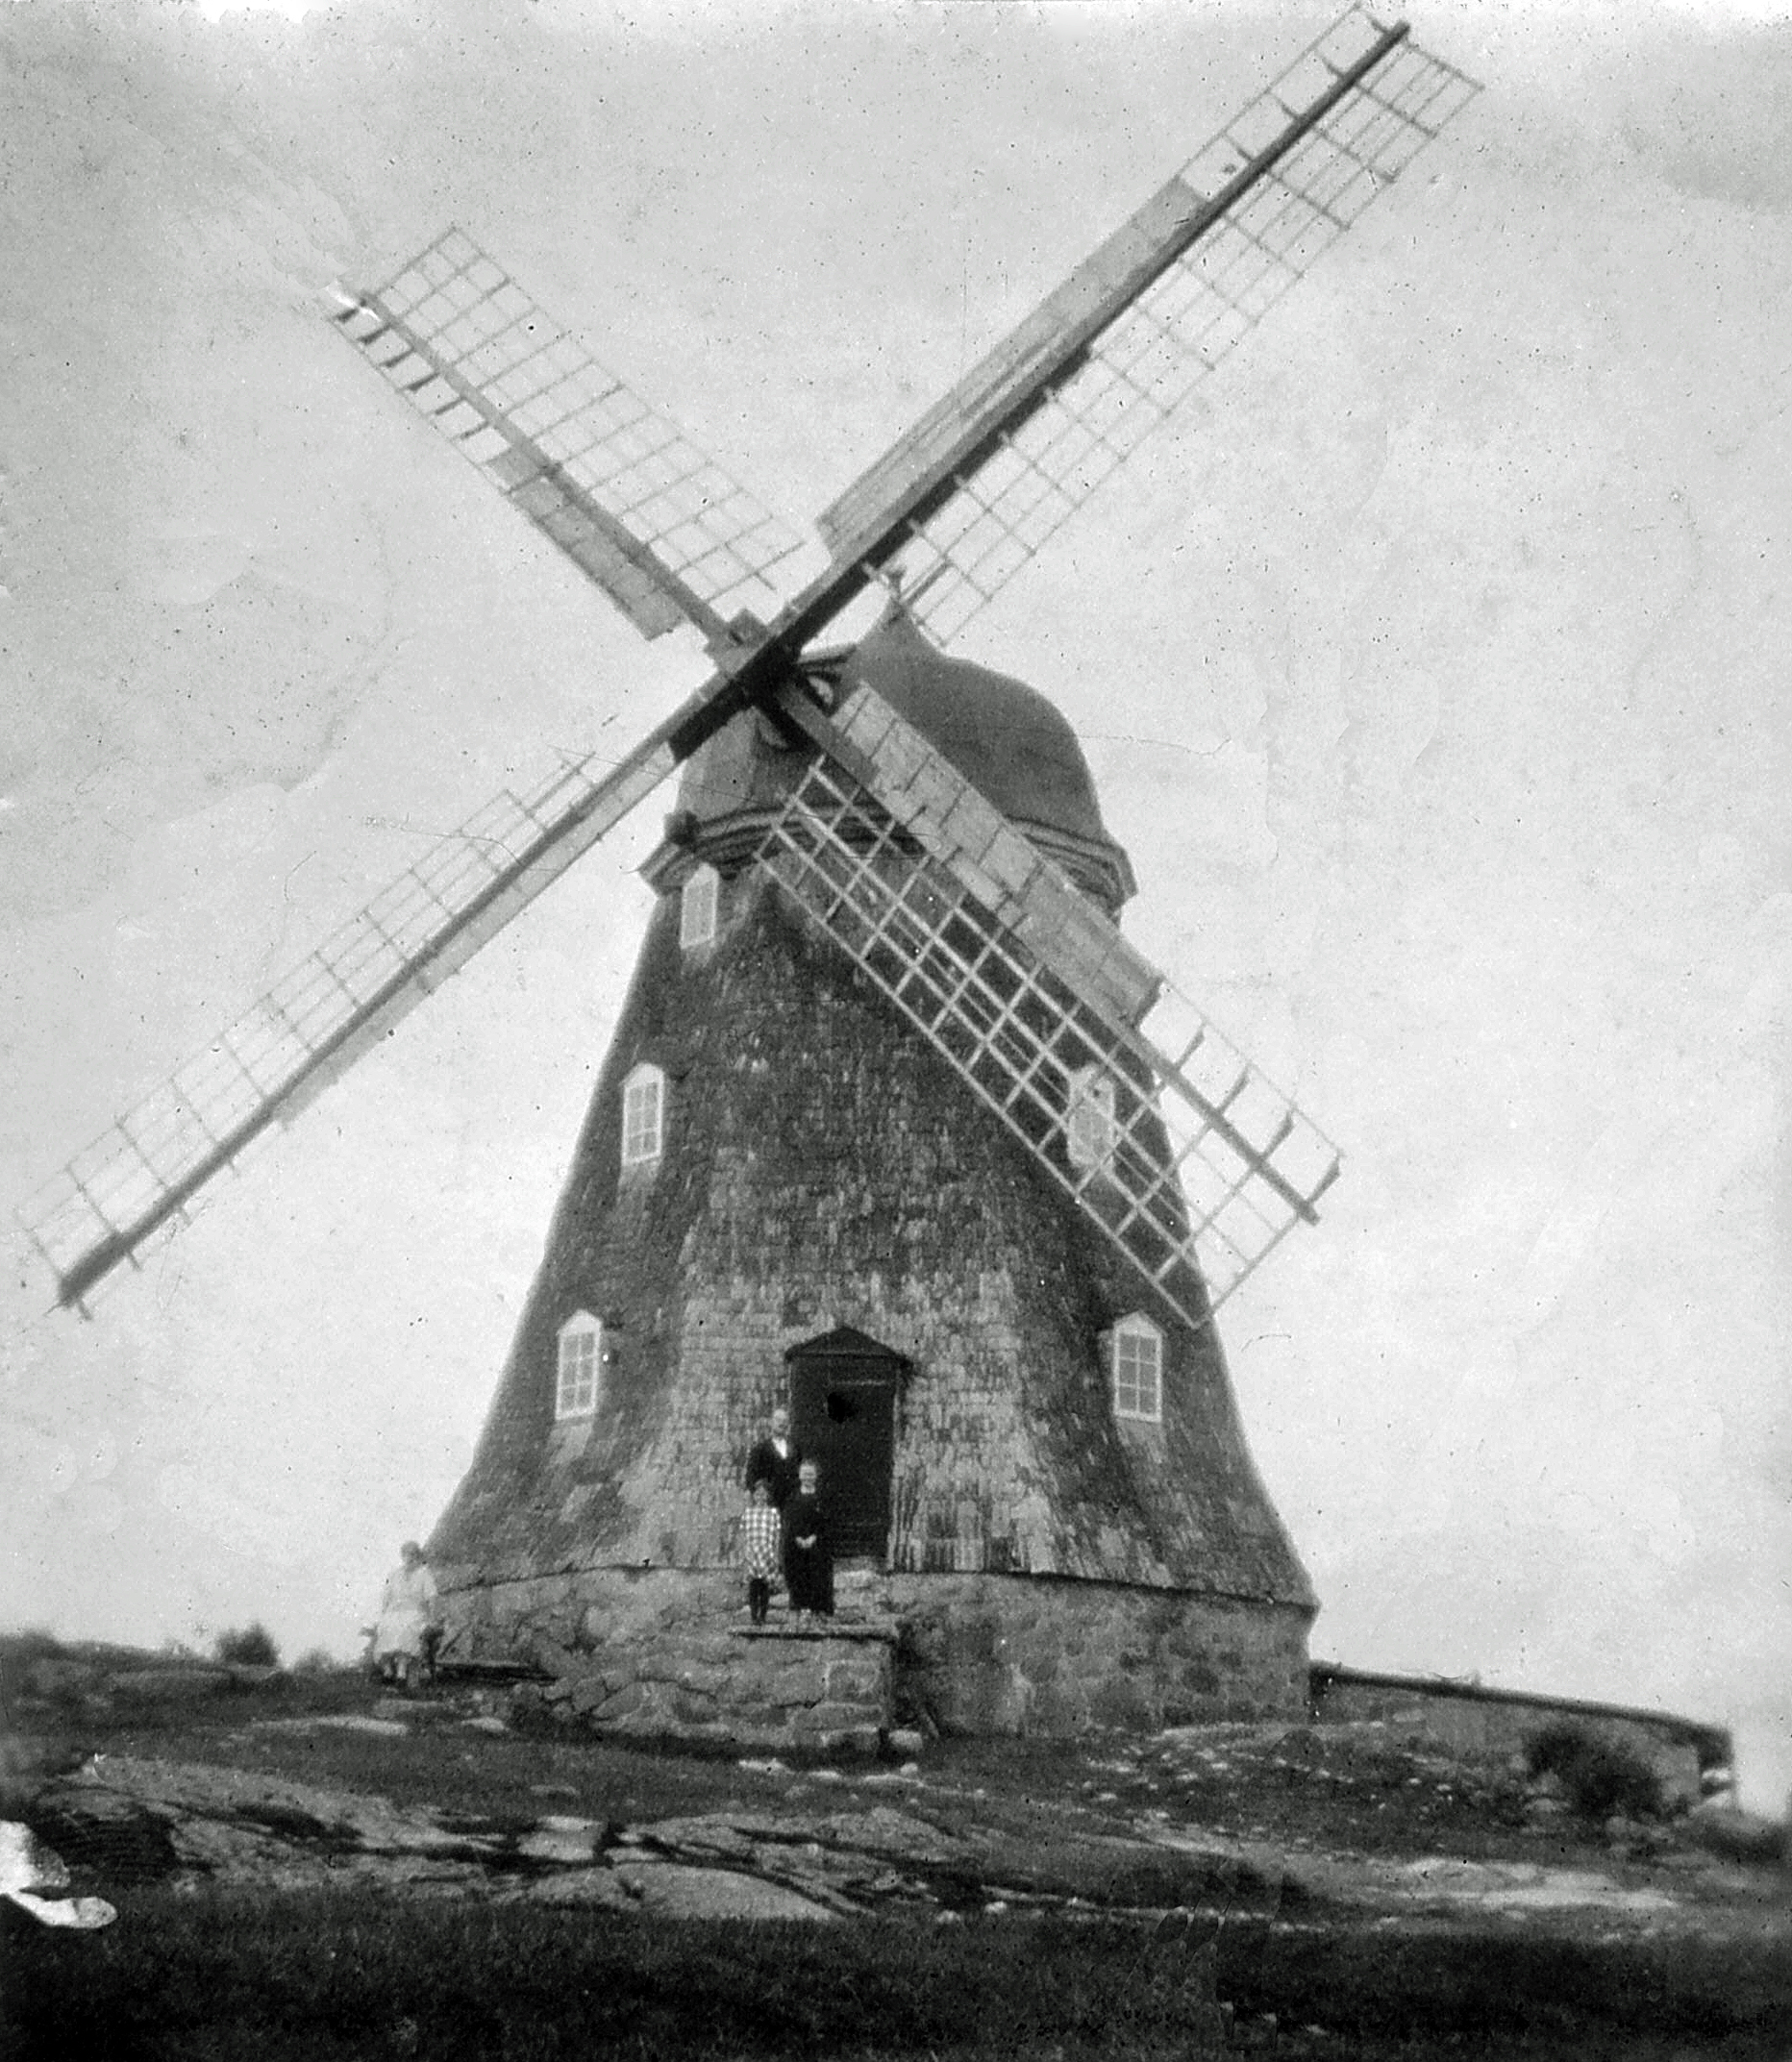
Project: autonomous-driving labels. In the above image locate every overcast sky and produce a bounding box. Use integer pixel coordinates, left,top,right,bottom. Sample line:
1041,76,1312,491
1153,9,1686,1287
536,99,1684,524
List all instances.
2,0,1787,1808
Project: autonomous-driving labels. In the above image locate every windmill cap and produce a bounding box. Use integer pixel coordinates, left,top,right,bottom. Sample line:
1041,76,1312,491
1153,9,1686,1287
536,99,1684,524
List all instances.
672,607,1135,908
842,609,1112,849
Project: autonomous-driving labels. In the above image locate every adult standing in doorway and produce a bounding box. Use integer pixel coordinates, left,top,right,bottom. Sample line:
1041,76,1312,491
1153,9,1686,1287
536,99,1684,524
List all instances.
745,1403,802,1513
783,1458,834,1623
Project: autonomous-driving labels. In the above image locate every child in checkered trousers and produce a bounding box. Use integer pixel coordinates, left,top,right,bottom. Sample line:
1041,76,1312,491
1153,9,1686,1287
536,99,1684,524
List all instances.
741,1478,782,1625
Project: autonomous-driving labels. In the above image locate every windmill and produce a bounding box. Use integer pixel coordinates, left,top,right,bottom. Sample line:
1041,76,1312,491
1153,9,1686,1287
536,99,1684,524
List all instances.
20,12,1476,1730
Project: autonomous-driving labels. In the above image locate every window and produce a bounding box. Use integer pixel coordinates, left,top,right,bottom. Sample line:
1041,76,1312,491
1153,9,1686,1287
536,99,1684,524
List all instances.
680,864,719,949
1110,1314,1163,1424
556,1311,601,1419
621,1062,664,1165
1066,1066,1117,1172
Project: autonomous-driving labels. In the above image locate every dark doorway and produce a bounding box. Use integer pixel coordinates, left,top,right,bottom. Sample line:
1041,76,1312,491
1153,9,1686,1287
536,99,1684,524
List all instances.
786,1327,906,1560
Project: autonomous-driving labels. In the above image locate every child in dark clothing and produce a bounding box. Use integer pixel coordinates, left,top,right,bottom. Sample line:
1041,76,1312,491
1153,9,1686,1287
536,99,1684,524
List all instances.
741,1479,782,1626
782,1458,834,1623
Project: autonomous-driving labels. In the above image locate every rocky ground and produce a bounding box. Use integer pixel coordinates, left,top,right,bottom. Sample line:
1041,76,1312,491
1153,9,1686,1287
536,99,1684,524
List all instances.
4,1641,1788,2053
16,1715,1786,1929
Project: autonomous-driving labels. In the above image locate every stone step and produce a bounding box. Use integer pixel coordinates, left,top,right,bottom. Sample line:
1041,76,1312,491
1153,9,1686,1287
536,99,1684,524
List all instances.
729,1621,898,1645
529,1620,896,1757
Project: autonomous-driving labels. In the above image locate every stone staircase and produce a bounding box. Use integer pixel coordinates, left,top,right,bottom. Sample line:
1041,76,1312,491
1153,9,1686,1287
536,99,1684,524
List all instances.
522,1570,903,1755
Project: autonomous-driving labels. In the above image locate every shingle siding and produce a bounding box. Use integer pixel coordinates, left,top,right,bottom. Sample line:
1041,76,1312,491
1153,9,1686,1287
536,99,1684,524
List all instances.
432,868,1313,1613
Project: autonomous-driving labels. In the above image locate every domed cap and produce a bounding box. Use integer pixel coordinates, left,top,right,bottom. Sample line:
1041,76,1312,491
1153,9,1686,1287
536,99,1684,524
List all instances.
840,610,1113,849
670,609,1134,910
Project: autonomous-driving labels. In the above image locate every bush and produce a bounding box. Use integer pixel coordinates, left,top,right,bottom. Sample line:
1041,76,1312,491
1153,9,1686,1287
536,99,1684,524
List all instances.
1526,1720,1662,1822
3,1627,64,1660
212,1624,280,1669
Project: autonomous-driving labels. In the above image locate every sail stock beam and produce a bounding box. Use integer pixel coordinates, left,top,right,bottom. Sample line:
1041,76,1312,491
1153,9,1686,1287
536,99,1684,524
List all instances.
333,228,806,649
759,682,1339,1324
16,608,837,1310
20,6,1475,1311
818,9,1478,642
17,729,695,1310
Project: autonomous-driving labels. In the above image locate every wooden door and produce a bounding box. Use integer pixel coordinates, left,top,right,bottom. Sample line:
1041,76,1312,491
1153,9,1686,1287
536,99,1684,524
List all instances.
786,1331,902,1560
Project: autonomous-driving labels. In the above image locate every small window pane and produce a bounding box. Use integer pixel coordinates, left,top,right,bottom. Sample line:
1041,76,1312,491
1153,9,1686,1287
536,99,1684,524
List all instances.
622,1066,664,1164
680,865,719,949
557,1319,600,1418
1112,1320,1162,1423
1067,1067,1117,1170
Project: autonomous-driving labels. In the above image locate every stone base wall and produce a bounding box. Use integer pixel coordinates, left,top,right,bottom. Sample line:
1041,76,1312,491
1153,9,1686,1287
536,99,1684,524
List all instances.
449,1565,891,1754
516,1623,893,1756
878,1572,1310,1733
449,1564,745,1663
442,1565,1310,1740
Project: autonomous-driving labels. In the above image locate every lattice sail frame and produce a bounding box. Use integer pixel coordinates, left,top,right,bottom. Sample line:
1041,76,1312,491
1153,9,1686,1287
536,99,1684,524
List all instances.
20,746,668,1308
759,682,1339,1325
19,8,1476,1312
335,229,805,642
826,10,1478,642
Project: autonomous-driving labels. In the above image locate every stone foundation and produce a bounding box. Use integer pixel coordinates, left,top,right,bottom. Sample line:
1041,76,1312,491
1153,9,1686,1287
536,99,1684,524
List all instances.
881,1572,1309,1733
517,1621,894,1756
442,1564,1310,1742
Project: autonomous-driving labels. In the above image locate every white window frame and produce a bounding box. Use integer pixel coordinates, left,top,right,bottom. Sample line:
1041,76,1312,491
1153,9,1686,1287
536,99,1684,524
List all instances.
1066,1065,1117,1172
556,1310,602,1420
621,1062,665,1166
1110,1313,1164,1425
679,864,719,950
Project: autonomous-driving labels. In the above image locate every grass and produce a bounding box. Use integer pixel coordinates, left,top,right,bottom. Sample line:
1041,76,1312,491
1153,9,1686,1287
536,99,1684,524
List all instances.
6,1888,1789,2062
3,1895,1229,2062
1214,1915,1792,2054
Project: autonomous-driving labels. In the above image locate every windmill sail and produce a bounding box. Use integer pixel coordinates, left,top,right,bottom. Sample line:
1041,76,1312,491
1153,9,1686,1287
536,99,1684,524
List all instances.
762,678,1339,1325
334,228,807,649
20,7,1471,1310
822,9,1477,641
19,725,703,1310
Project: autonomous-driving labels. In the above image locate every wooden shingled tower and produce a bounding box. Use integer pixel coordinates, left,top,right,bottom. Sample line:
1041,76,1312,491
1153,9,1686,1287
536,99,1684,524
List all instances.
20,13,1477,1736
428,609,1324,1724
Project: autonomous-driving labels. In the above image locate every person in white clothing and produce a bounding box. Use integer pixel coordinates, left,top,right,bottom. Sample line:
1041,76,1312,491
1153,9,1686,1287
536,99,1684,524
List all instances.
373,1540,439,1690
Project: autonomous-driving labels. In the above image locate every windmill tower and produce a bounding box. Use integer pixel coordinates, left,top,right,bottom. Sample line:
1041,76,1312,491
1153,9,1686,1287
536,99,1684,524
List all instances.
430,607,1334,1730
19,12,1476,1739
